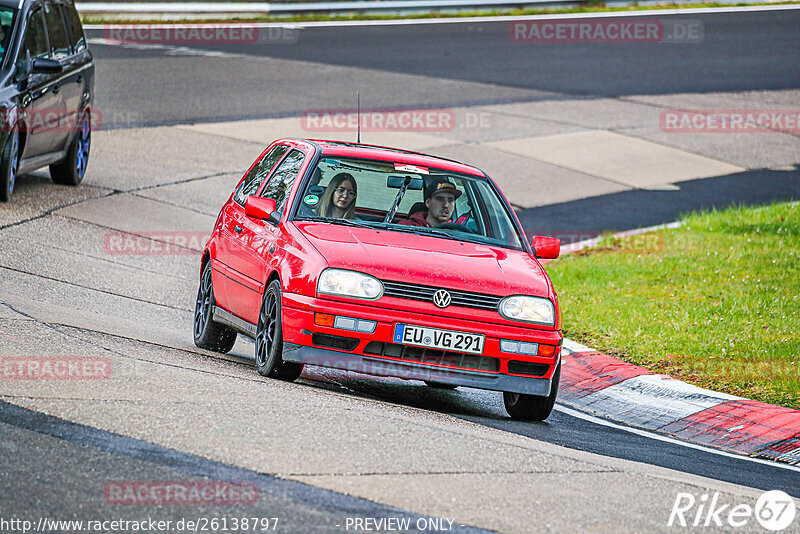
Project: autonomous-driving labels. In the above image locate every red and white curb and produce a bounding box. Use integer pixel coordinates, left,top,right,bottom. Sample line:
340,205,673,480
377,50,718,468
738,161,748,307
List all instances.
559,339,800,465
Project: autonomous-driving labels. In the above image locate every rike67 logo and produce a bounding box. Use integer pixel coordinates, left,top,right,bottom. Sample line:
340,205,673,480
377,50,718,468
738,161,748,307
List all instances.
669,490,796,531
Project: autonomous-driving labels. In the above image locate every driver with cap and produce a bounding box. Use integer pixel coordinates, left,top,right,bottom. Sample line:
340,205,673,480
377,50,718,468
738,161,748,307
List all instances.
400,178,462,227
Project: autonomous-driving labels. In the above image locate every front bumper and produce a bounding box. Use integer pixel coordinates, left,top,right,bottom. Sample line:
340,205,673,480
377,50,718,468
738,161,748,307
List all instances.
281,292,561,395
283,343,553,395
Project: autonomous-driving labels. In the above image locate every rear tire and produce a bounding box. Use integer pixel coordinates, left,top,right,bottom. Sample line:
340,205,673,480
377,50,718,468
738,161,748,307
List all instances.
255,279,303,381
503,361,560,421
50,111,91,185
193,262,237,353
0,130,19,202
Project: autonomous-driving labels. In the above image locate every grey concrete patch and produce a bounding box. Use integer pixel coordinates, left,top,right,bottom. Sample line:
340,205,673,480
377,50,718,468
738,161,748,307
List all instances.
53,193,216,234
626,89,800,112
132,172,242,217
436,107,581,144
0,236,194,311
620,126,800,170
480,98,663,130
88,127,264,191
487,131,744,189
432,143,630,208
0,268,195,351
0,214,199,283
179,117,453,153
0,170,111,228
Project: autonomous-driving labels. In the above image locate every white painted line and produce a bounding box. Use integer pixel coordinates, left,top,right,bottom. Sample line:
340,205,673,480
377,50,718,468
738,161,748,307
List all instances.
554,404,800,473
83,4,800,29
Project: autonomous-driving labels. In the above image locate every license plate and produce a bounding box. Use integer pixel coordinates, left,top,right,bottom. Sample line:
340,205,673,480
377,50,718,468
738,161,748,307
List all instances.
393,324,484,355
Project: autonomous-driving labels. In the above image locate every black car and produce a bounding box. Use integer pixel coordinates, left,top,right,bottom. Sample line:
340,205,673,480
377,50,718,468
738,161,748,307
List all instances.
0,0,93,201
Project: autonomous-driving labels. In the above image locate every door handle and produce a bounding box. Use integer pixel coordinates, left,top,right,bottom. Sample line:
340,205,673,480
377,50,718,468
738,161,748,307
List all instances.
52,85,60,94
234,225,243,233
76,75,83,84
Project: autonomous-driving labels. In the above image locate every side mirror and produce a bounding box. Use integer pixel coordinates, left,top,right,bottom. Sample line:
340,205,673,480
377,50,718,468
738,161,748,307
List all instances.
31,57,62,74
245,196,278,224
531,235,561,259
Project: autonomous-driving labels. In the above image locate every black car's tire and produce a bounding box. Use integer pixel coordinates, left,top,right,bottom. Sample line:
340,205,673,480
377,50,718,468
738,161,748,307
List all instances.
0,130,19,202
424,381,458,389
50,111,91,186
194,262,237,353
255,279,303,381
503,361,560,421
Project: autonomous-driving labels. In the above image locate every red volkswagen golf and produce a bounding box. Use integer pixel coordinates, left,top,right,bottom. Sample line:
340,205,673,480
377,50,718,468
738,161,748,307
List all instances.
194,138,563,420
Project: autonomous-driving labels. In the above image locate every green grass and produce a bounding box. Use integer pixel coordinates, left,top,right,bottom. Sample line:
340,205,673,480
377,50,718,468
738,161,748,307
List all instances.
546,201,800,410
82,1,800,25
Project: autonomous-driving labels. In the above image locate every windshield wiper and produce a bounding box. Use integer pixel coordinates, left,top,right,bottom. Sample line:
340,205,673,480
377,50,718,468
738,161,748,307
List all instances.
387,225,462,241
296,217,378,230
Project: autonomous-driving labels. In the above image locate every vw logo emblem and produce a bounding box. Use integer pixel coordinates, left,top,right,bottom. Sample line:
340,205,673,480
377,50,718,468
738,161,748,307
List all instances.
433,290,451,308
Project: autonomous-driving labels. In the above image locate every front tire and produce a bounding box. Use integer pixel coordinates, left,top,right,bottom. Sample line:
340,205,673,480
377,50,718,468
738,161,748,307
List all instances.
50,111,91,185
255,279,303,381
0,130,19,202
194,261,237,353
503,361,560,421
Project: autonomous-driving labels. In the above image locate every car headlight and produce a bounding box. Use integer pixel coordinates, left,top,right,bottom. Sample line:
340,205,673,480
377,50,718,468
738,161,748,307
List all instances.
499,296,555,325
317,269,383,300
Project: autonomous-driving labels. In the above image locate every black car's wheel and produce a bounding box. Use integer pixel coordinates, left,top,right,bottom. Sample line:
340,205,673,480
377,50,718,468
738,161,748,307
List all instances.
503,361,560,421
255,279,303,381
50,111,91,185
0,130,19,202
194,262,237,353
424,381,458,389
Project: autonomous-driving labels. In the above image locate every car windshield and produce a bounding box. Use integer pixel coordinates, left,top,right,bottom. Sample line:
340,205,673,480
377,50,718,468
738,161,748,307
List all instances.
0,8,15,64
293,156,525,251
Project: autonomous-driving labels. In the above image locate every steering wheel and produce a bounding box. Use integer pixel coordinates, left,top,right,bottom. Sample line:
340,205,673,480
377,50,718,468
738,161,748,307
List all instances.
436,222,477,234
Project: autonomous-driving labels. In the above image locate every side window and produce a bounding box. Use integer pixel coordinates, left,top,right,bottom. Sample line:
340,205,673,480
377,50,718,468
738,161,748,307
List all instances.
61,1,85,53
24,9,49,62
233,145,288,206
44,3,70,59
260,149,306,213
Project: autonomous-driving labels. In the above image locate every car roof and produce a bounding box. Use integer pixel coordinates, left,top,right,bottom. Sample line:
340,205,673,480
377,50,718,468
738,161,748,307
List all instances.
304,139,487,177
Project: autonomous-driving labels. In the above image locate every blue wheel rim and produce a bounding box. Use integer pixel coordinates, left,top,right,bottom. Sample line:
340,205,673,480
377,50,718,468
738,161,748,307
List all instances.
76,115,90,179
8,131,18,195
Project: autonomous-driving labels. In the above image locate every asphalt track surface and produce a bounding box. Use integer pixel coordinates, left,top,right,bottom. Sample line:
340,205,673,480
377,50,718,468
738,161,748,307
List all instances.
89,10,800,124
2,7,799,531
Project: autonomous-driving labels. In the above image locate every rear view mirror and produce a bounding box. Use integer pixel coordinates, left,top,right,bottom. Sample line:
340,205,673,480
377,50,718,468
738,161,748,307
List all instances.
531,236,561,259
387,175,423,190
245,196,278,224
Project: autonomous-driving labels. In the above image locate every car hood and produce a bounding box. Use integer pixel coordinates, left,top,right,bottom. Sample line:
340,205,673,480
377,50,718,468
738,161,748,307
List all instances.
295,222,552,298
